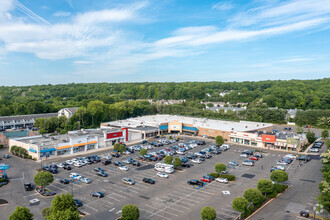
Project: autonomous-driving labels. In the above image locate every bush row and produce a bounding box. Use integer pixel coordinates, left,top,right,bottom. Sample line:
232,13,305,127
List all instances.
207,173,236,181
10,145,33,160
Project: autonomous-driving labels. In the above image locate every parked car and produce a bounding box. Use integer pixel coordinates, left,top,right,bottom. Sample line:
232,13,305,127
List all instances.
24,182,34,191
182,163,191,168
297,156,311,162
97,172,108,177
300,210,309,218
90,192,104,198
143,178,155,184
240,154,248,158
242,150,253,155
187,179,204,187
81,178,91,184
3,154,10,159
74,199,83,207
122,178,135,185
63,165,72,170
111,153,121,158
102,160,112,165
132,161,141,166
157,172,169,178
249,156,258,161
242,160,254,166
141,140,147,144
60,179,70,184
93,167,104,172
191,158,202,164
216,178,228,184
228,161,239,166
309,148,319,153
201,175,215,182
114,161,124,166
119,166,129,171
254,153,263,158
69,173,80,178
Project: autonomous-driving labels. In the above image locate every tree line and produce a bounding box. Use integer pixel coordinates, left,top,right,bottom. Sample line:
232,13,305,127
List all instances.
0,79,329,116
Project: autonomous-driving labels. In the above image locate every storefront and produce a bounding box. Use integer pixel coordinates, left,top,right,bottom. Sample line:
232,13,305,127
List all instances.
262,134,276,148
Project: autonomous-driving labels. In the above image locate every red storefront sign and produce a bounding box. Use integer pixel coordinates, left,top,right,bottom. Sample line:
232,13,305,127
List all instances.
106,131,123,140
262,134,275,143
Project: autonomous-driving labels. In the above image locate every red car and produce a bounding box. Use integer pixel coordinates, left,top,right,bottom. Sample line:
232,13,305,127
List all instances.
201,178,212,182
249,157,258,161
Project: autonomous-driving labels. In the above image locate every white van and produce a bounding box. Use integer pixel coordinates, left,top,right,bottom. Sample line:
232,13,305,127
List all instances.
154,163,174,173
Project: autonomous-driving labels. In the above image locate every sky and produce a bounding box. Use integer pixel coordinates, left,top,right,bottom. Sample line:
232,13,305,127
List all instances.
0,0,329,86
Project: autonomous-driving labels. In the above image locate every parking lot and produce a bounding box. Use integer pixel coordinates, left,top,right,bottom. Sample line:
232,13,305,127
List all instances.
0,136,325,220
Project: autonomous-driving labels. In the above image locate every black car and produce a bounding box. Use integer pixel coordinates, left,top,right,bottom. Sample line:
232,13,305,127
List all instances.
63,165,71,170
182,163,191,168
205,154,212,159
242,150,253,155
187,179,204,187
42,165,51,171
187,154,197,159
93,167,104,172
132,161,141,166
50,164,58,169
96,172,108,177
211,150,221,155
24,182,33,191
60,179,70,184
90,192,104,198
143,178,155,184
300,211,309,218
49,169,58,174
297,156,311,162
114,161,124,166
74,199,83,207
141,140,147,144
102,160,111,165
111,153,121,158
196,140,206,145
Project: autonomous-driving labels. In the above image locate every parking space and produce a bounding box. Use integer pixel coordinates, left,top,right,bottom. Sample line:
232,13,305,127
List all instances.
0,136,323,220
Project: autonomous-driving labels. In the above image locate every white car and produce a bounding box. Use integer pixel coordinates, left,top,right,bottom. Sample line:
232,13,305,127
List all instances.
74,163,82,167
240,154,248,158
157,172,169,178
216,178,228,184
119,166,129,171
103,156,112,160
276,161,287,166
284,154,296,160
274,165,285,171
72,158,79,163
66,160,74,165
81,177,91,184
221,144,230,149
309,148,319,152
242,161,254,166
72,175,82,180
176,151,185,155
58,163,65,168
69,173,80,178
191,159,202,164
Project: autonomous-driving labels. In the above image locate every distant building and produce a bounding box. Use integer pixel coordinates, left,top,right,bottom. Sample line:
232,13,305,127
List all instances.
0,130,36,147
0,113,58,131
206,106,246,113
58,107,79,118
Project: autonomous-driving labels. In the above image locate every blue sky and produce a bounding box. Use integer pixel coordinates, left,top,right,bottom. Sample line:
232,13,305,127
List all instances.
0,0,329,86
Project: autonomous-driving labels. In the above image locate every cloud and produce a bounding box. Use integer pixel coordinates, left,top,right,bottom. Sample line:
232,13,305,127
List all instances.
53,11,71,17
280,58,313,63
212,2,234,10
73,60,93,64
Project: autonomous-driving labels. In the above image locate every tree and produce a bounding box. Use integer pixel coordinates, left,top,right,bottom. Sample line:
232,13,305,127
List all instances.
9,206,33,220
119,145,126,153
270,170,288,183
140,148,147,156
322,130,329,139
215,163,226,173
257,179,274,195
121,204,140,220
306,130,316,143
296,126,303,134
114,143,120,152
44,193,80,220
173,157,182,169
164,155,173,165
215,135,224,146
243,188,265,206
34,171,54,189
232,197,249,212
200,206,216,220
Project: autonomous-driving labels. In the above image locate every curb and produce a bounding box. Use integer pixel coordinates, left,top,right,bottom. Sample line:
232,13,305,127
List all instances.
0,201,9,207
244,186,290,220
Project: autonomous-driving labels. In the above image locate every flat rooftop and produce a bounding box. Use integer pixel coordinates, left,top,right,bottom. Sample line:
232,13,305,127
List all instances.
103,114,273,132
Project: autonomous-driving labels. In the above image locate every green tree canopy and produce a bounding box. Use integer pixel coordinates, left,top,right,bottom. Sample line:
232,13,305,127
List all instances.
173,157,182,169
243,188,265,206
34,171,54,188
306,130,316,143
257,179,274,195
45,193,80,220
9,206,33,220
200,206,216,220
270,170,288,183
215,136,224,146
164,155,173,165
119,145,126,153
121,204,140,220
232,197,249,212
321,130,329,139
113,143,120,151
140,148,147,156
215,163,226,173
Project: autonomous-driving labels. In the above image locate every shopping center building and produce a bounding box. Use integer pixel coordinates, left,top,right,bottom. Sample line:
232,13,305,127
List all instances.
8,128,128,161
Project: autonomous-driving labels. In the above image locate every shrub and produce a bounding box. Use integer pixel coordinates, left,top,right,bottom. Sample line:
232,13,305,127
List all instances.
241,206,254,218
0,178,7,183
200,206,216,220
219,174,235,181
273,183,284,193
122,204,139,220
215,163,226,173
208,173,220,178
266,190,278,198
26,155,32,159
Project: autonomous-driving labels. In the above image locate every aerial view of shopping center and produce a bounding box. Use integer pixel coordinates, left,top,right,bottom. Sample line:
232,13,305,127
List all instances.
1,0,330,220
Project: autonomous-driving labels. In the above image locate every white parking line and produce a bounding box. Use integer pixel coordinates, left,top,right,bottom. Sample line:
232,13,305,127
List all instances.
217,211,235,218
139,208,170,219
23,193,38,198
102,199,114,205
50,184,68,192
111,192,126,199
85,204,98,212
168,194,201,203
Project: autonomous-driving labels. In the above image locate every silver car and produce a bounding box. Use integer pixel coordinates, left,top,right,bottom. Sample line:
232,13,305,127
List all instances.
309,148,319,152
